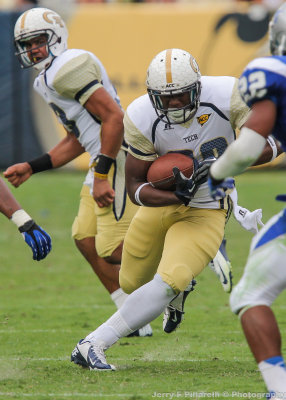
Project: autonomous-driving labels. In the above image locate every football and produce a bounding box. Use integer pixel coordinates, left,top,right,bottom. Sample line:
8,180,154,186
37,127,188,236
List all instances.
147,152,194,190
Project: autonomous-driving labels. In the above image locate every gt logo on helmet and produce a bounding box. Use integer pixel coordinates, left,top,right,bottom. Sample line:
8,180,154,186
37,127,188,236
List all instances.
43,11,64,28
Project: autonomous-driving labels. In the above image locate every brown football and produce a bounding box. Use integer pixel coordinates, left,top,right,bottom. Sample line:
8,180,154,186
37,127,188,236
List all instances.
147,152,194,190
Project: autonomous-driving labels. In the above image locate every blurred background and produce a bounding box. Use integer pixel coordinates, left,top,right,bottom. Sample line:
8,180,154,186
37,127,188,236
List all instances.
0,0,285,170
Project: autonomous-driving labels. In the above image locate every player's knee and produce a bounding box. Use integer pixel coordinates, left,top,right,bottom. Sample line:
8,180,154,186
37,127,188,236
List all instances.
229,286,256,316
102,242,123,265
119,273,138,294
119,267,149,294
96,240,123,264
160,263,193,293
72,217,94,241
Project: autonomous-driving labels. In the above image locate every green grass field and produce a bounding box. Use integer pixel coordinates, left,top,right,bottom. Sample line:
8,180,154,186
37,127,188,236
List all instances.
0,169,285,400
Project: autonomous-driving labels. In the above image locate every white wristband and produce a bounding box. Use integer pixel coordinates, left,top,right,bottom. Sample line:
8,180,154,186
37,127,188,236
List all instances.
11,209,32,228
134,183,150,206
266,135,278,162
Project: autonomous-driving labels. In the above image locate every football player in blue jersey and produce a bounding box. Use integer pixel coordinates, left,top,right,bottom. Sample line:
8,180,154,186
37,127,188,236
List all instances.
208,3,286,398
0,177,51,261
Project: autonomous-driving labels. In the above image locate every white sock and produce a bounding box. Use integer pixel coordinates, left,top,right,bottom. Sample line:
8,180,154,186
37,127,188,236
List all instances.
110,288,129,309
119,273,175,329
258,356,286,393
85,274,175,348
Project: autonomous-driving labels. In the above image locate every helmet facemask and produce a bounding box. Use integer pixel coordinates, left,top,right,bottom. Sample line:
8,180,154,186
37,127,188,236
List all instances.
146,48,201,125
15,30,59,69
270,31,286,56
148,81,201,125
14,8,68,71
269,3,286,56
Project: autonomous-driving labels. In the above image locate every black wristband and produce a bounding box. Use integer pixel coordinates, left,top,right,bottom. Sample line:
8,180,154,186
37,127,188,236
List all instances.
28,153,53,174
94,154,114,175
18,219,35,233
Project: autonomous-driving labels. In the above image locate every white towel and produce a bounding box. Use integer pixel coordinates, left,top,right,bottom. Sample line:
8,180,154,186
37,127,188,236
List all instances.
230,188,264,234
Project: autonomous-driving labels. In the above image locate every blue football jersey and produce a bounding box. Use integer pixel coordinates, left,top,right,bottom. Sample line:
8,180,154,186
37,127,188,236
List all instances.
238,55,286,151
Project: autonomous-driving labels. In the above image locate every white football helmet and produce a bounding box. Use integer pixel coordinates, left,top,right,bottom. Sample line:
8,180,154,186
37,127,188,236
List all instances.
269,2,286,56
146,49,201,124
14,7,68,70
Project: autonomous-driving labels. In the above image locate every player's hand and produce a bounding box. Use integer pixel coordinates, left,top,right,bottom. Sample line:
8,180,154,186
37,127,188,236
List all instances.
93,177,115,208
172,167,196,206
3,162,33,188
19,220,52,261
192,156,217,186
208,174,235,200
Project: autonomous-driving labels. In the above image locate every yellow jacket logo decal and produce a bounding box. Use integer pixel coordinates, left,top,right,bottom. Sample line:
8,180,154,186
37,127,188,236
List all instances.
197,114,211,126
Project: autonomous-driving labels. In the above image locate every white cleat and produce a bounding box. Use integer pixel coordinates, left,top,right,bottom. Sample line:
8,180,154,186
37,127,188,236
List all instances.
127,323,153,337
208,239,233,293
71,339,115,371
163,280,196,333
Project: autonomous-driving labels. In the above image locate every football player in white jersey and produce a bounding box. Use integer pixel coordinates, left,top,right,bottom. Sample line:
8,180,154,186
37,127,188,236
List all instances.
208,3,286,398
4,7,152,337
70,48,281,371
209,3,286,400
0,177,51,261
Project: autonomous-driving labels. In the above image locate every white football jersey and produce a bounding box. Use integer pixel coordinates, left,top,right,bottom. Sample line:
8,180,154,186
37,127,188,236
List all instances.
124,76,250,209
34,48,121,161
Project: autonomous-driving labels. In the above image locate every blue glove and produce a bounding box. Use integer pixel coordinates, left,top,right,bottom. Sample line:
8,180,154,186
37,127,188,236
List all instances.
19,220,52,261
208,175,235,201
172,167,197,206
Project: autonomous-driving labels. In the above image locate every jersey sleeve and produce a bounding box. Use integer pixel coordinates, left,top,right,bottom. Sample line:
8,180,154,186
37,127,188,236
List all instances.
124,111,157,162
53,53,103,105
238,57,280,108
229,78,250,130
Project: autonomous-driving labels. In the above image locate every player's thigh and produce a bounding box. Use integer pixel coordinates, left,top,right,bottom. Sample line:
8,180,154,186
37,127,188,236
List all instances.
230,240,286,314
95,151,138,258
119,207,167,294
158,208,226,293
72,185,97,240
95,193,138,258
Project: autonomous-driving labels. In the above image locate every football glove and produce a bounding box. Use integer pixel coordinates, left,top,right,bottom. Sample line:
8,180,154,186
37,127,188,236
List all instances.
192,156,217,186
172,167,197,206
208,174,235,201
19,220,52,261
173,156,216,206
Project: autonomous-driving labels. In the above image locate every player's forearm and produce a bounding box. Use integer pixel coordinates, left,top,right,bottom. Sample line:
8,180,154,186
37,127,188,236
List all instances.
48,135,85,168
92,119,124,180
128,182,180,207
100,117,124,159
28,134,85,173
0,178,21,218
210,127,266,180
252,136,282,165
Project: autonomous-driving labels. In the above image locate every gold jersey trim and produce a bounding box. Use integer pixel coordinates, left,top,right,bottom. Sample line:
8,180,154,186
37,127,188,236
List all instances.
53,53,103,105
230,79,250,130
124,112,157,162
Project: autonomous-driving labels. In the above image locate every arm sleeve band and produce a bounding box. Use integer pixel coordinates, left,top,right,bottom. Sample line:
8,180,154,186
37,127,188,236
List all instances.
28,153,53,174
94,153,114,174
266,135,278,162
134,183,150,206
11,209,32,228
210,127,267,180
